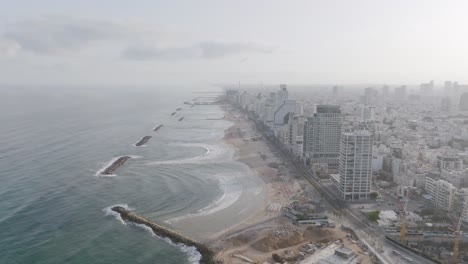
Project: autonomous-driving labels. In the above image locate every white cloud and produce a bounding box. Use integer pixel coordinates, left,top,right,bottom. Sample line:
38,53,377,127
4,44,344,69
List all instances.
122,41,274,60
1,15,142,54
0,39,21,57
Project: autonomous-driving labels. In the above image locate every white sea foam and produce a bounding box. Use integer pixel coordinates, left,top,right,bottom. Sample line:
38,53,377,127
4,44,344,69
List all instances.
132,220,202,263
166,173,242,224
95,156,140,177
95,157,120,177
148,143,231,165
102,204,133,225
132,223,156,236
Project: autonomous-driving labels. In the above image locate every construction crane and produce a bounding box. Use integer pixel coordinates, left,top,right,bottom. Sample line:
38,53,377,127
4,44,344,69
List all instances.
400,196,410,244
400,187,414,244
453,197,467,264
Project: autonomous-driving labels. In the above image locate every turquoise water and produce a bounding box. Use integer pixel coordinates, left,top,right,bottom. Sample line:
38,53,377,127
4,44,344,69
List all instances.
0,87,231,264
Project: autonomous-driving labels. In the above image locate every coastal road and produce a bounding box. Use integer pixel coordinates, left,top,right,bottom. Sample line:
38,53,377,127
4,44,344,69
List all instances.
383,239,437,264
239,109,435,264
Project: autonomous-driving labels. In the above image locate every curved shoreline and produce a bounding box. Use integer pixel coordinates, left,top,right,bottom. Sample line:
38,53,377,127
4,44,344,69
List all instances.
111,206,216,264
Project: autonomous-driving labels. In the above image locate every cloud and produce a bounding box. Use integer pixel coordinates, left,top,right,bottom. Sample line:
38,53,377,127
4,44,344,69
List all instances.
0,16,274,61
0,39,21,57
122,41,274,60
1,15,138,54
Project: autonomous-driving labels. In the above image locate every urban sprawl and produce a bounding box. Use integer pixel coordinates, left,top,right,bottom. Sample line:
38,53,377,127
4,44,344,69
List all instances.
224,82,468,264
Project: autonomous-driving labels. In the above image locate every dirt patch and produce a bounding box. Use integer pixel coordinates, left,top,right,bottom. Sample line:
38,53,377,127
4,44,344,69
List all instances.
251,228,303,252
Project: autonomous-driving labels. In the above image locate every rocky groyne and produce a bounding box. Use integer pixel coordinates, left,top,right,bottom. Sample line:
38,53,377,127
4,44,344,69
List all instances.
153,124,163,132
102,156,131,175
111,206,216,264
135,136,152,147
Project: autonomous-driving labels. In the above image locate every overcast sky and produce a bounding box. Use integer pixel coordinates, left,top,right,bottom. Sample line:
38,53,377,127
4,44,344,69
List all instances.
0,0,467,86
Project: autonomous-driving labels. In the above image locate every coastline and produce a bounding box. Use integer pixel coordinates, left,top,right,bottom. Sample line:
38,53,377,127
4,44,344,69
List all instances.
211,105,304,262
159,103,304,263
164,105,270,242
165,104,294,237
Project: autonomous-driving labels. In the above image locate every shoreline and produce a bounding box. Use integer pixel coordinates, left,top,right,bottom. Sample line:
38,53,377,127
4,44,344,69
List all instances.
164,104,288,239
154,103,304,263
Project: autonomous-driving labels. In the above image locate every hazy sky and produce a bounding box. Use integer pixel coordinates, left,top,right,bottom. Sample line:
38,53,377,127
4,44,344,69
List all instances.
0,0,467,86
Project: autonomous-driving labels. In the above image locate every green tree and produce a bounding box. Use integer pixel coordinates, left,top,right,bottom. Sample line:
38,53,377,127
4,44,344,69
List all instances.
368,210,381,222
370,192,379,200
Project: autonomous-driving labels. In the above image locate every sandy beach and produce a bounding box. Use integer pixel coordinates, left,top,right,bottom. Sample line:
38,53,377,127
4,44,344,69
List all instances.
165,104,299,240
164,104,373,264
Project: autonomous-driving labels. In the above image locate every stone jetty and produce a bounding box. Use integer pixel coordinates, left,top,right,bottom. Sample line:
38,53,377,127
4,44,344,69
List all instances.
111,206,216,264
135,136,152,147
153,124,163,132
102,156,131,175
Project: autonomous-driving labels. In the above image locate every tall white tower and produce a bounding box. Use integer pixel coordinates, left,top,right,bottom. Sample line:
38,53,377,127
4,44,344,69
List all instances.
338,130,374,201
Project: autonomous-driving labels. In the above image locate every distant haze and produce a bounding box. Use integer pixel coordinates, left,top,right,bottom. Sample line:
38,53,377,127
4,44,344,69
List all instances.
0,0,468,86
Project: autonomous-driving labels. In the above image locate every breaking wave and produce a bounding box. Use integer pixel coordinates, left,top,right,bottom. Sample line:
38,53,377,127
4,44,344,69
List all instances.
104,205,201,264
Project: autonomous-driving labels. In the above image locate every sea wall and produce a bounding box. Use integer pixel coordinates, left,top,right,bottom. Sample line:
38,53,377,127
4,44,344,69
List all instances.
135,136,152,146
102,156,131,175
111,206,216,264
153,125,164,132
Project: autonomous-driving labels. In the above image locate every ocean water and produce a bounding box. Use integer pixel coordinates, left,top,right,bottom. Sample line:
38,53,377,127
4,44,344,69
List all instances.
0,86,240,264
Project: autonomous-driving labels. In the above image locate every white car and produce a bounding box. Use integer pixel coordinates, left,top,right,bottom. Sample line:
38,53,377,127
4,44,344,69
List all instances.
403,256,413,262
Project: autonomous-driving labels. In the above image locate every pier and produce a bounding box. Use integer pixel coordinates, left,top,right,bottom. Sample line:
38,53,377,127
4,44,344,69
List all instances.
135,136,151,147
111,206,216,264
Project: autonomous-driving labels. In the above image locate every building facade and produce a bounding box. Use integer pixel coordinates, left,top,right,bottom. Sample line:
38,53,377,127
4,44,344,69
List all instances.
337,131,374,201
303,105,342,169
425,177,456,211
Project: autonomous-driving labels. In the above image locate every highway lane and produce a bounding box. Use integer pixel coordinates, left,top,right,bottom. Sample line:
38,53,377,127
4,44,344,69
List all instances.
383,239,437,264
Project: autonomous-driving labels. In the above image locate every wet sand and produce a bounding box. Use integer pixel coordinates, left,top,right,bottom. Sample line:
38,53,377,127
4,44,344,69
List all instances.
167,105,298,247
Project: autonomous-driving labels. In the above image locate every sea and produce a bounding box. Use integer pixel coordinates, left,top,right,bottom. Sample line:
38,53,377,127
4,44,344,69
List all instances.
0,86,250,264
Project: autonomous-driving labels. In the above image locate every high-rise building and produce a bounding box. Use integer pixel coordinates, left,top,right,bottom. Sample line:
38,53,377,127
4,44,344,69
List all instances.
273,99,296,127
394,86,407,100
420,80,434,97
363,87,378,105
381,85,390,97
277,84,288,106
360,105,375,121
337,130,374,201
286,114,305,157
444,81,453,95
460,92,468,111
332,85,343,98
303,105,342,169
441,97,452,112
